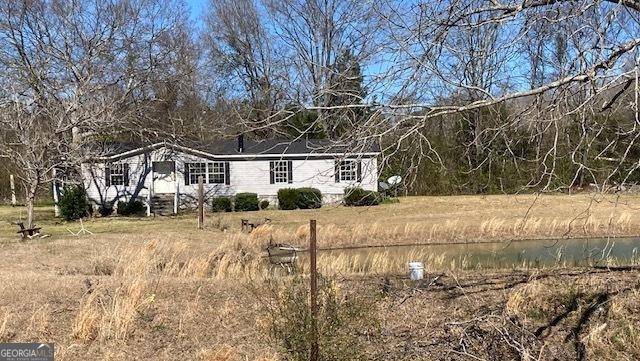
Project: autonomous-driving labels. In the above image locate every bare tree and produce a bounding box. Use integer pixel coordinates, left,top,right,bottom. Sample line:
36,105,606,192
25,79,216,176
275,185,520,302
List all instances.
203,0,284,134
346,0,640,192
0,0,194,227
264,0,383,137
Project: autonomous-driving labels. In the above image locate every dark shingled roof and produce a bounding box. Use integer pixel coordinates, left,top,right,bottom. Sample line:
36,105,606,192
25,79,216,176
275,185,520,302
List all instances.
99,138,380,157
199,138,379,155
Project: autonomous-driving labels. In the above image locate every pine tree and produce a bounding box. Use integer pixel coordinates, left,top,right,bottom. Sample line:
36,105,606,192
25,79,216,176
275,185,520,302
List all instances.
325,49,367,138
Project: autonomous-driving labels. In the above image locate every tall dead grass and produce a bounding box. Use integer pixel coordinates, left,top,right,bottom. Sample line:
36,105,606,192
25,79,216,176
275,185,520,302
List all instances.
73,277,155,342
25,303,50,338
79,211,637,284
283,213,635,248
65,211,638,344
0,307,11,342
72,232,276,342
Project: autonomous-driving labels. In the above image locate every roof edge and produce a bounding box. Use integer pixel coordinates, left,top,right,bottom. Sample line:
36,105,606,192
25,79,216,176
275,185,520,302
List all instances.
92,141,380,161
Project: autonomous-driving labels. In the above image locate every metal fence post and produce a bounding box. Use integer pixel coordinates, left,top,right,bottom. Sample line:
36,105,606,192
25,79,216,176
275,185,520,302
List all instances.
310,219,318,361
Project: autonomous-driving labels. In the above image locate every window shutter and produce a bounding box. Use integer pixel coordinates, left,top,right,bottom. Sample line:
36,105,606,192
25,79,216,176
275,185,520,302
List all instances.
123,163,130,186
357,161,362,182
224,162,230,185
105,164,111,187
184,163,190,185
334,160,340,183
269,161,275,184
287,160,293,183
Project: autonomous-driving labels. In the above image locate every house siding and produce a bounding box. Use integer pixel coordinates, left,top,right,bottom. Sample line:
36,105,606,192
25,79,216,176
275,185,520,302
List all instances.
82,146,378,210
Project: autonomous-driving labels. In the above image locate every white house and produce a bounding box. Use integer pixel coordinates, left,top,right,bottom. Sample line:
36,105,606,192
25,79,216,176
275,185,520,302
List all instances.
78,137,380,215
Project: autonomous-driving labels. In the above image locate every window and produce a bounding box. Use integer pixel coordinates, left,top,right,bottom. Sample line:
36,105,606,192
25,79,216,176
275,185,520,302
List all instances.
271,161,291,184
108,163,128,186
208,162,226,184
339,160,357,181
185,162,228,185
188,162,207,185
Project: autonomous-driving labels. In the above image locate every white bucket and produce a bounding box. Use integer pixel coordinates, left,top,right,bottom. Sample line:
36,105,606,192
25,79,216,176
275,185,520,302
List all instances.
408,262,424,280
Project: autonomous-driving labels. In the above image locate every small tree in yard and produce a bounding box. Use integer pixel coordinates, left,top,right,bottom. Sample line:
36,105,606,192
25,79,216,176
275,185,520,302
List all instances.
0,102,59,228
261,275,379,361
58,185,90,221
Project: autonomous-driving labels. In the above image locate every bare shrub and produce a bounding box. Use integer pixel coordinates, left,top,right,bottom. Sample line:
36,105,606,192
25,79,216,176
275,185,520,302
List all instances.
260,275,379,361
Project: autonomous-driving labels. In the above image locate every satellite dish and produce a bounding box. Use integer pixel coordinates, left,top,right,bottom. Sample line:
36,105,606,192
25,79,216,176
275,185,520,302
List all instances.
387,175,402,186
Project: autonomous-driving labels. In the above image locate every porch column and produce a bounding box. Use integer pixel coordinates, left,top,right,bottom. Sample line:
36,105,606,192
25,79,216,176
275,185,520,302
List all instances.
174,181,179,215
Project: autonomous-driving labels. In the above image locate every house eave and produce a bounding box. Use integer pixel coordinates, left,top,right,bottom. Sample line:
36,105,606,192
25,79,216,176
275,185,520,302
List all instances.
89,141,380,162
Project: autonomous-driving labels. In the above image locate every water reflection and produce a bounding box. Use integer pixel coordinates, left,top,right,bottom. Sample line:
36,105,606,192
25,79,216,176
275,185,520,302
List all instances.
312,238,640,270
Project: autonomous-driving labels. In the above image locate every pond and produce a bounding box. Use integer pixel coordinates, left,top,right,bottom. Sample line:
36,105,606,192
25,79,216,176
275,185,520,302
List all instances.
306,237,640,271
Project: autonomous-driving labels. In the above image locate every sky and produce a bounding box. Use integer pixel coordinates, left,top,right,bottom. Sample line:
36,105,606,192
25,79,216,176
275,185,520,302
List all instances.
187,0,206,25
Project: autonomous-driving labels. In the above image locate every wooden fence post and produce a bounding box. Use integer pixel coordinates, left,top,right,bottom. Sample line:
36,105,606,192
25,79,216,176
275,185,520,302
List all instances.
52,169,60,217
9,174,16,206
309,219,318,361
197,175,204,229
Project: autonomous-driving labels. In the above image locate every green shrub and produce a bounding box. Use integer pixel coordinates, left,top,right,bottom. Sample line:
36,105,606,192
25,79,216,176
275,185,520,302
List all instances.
262,275,378,361
117,200,146,216
297,187,322,209
234,192,259,211
212,196,232,212
278,188,300,210
344,187,381,207
98,204,114,217
58,184,90,221
278,188,323,210
260,199,270,210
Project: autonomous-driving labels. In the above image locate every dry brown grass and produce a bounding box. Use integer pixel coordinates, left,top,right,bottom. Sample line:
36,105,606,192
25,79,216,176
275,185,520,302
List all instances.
0,308,11,342
25,303,51,339
72,277,154,342
584,288,640,360
0,233,638,360
1,194,640,360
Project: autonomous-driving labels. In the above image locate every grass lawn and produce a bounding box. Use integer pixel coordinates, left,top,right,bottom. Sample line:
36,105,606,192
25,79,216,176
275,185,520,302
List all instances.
1,193,640,360
2,193,640,245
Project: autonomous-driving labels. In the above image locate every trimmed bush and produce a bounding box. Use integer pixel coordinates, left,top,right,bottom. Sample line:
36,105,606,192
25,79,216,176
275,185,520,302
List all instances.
278,187,323,210
98,204,114,217
58,184,90,221
234,192,259,211
260,199,270,210
344,187,381,207
297,187,322,209
277,188,300,210
117,200,146,216
212,197,232,212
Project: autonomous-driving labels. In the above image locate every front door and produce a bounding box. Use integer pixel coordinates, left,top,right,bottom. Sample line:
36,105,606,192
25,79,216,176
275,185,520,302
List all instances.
153,161,176,194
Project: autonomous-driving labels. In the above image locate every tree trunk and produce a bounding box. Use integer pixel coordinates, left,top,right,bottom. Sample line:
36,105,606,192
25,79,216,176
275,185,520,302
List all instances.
25,193,35,230
24,181,39,229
